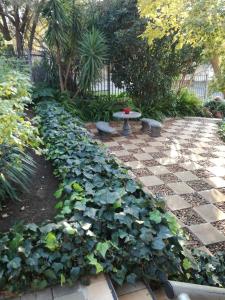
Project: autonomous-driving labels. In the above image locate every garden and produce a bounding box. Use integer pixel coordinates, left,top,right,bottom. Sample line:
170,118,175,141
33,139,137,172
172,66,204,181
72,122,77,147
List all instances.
1,0,225,299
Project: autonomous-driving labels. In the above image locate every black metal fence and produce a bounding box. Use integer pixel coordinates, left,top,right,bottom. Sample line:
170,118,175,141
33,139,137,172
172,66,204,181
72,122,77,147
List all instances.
90,64,126,97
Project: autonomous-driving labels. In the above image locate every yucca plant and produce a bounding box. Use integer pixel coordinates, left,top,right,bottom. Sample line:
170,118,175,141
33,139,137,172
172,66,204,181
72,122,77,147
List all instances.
0,145,35,206
79,28,108,92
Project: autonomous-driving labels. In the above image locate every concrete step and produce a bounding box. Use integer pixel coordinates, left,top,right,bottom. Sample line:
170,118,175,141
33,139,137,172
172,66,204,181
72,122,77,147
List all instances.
11,274,116,300
116,282,169,300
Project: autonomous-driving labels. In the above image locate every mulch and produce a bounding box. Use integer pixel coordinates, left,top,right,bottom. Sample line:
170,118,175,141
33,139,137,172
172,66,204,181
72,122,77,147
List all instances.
181,193,210,207
173,208,206,226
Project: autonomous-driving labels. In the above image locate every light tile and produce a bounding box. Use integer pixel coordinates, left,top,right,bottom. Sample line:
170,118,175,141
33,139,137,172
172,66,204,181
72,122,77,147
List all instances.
209,158,225,166
189,148,205,154
133,153,153,161
167,182,195,194
204,177,225,188
214,151,225,157
189,223,225,245
180,162,202,171
119,289,153,300
124,161,144,169
194,204,225,222
131,138,146,144
199,189,225,203
111,150,130,157
165,195,191,211
164,150,180,158
207,167,225,177
156,157,179,165
147,142,164,147
139,175,164,187
175,171,199,182
116,282,145,296
85,280,114,300
122,144,139,150
141,147,159,153
214,145,225,151
105,141,119,147
148,165,170,175
187,154,206,162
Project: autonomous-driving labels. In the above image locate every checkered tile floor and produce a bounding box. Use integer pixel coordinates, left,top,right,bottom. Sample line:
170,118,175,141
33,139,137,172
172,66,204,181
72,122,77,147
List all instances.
87,118,225,254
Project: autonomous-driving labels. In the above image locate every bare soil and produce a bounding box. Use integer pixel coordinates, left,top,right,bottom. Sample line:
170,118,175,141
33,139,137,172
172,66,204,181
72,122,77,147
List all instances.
0,151,59,232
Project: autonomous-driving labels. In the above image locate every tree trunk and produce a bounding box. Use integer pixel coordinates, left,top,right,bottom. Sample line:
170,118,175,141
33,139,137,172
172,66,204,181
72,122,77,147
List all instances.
64,58,72,90
15,29,24,57
211,56,220,76
56,45,64,92
210,56,225,98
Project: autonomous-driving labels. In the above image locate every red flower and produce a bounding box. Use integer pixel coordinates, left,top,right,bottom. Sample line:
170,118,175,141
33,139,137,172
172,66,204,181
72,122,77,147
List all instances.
123,107,131,114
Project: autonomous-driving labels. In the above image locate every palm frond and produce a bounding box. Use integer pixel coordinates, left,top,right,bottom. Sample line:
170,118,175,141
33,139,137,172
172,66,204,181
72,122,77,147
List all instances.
79,28,108,91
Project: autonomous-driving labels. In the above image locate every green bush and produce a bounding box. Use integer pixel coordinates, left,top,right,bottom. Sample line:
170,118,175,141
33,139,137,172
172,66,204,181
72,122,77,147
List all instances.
0,59,39,204
66,94,138,122
218,121,225,141
175,89,203,116
204,99,225,118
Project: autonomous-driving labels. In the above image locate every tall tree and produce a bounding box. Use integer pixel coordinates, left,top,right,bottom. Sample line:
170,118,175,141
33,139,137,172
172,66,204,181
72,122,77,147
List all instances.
0,0,45,56
138,0,225,94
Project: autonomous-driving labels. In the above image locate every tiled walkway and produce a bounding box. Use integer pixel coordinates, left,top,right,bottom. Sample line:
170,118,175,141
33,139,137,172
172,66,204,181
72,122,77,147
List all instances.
88,117,225,254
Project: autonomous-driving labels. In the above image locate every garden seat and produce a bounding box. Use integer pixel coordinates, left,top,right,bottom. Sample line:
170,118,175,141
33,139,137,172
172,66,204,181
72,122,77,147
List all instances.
96,121,117,136
141,118,162,137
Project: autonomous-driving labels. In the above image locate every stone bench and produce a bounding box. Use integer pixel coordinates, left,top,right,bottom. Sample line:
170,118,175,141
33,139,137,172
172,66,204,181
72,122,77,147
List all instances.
96,121,117,137
141,118,162,137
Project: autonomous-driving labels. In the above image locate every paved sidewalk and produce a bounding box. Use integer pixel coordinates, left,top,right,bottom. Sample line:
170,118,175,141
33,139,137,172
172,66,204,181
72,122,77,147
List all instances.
88,117,225,254
11,275,115,300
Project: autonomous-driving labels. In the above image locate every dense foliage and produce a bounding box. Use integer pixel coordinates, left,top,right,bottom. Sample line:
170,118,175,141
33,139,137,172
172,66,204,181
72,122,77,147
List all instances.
204,99,225,118
92,0,202,113
0,59,39,204
65,94,137,122
0,100,186,292
138,0,225,98
1,100,225,294
218,120,225,142
42,0,107,93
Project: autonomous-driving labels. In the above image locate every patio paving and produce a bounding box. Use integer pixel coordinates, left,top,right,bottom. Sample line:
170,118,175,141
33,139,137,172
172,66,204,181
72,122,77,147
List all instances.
87,117,225,254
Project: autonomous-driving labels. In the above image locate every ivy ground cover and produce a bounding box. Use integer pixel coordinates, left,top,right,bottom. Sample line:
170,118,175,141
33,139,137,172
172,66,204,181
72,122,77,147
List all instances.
0,100,185,292
1,100,225,294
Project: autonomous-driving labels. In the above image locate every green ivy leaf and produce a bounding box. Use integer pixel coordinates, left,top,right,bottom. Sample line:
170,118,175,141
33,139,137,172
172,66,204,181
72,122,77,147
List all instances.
54,188,63,199
94,189,120,204
31,279,48,290
86,254,103,273
149,211,162,224
70,267,80,279
96,242,110,258
61,274,66,286
183,258,192,270
126,180,137,193
7,257,21,270
152,238,165,250
44,269,57,280
45,232,59,251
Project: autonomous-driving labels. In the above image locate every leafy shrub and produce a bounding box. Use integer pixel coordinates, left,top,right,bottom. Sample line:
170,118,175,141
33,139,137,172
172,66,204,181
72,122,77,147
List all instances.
175,89,203,116
177,249,225,287
204,99,225,118
67,94,138,122
32,84,57,102
0,61,39,203
218,121,225,141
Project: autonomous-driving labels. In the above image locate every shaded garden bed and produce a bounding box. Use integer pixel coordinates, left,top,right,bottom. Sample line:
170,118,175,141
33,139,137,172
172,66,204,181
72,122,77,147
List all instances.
0,151,58,232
